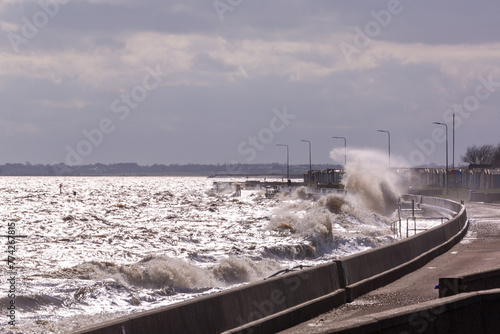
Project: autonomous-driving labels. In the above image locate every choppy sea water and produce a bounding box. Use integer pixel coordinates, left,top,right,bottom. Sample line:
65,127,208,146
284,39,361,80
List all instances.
0,176,401,333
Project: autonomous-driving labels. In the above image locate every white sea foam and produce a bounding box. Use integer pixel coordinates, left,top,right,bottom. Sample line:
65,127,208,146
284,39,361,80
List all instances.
0,174,423,333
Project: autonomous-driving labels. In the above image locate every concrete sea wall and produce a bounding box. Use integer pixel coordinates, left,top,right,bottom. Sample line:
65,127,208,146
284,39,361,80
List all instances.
439,268,500,297
323,288,500,334
75,196,467,334
338,196,467,302
469,191,500,203
75,263,346,334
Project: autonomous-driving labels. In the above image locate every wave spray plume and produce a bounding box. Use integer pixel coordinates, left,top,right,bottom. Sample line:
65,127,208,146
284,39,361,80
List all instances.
331,148,400,216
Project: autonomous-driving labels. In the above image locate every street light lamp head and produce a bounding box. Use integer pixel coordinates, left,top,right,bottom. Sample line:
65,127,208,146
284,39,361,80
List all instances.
433,121,449,194
332,137,347,166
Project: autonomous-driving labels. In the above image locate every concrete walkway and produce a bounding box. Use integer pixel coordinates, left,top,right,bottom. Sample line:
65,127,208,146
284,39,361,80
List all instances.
279,201,500,334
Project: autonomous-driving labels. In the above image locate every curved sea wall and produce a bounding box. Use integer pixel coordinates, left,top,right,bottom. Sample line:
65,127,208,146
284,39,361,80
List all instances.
338,196,467,302
75,196,467,334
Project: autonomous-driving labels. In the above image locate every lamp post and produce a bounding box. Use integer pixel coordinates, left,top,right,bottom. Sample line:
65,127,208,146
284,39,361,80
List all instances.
433,122,448,194
300,139,312,185
452,113,455,171
276,144,289,181
377,130,391,168
332,136,347,168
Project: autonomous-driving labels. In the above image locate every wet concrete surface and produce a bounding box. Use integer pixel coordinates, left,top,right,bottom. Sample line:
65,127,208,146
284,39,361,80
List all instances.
279,201,500,334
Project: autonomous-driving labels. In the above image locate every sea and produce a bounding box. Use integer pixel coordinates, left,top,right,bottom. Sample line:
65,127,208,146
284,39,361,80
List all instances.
0,175,413,333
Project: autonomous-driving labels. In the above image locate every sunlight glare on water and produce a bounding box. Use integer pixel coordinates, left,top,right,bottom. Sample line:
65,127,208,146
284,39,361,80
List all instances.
0,176,398,333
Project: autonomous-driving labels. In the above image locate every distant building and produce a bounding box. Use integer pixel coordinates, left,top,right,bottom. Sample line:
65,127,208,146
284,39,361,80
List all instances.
303,169,344,186
304,168,500,190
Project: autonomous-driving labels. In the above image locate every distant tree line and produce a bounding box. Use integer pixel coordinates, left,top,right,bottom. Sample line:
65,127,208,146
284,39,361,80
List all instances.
0,162,339,177
461,143,500,167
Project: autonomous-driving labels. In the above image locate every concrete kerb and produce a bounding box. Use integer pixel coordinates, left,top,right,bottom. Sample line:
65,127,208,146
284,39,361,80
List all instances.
470,192,500,203
318,289,500,334
439,268,500,297
480,289,500,332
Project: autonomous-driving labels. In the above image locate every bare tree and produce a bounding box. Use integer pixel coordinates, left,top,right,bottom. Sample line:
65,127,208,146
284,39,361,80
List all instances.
461,144,496,165
493,143,500,167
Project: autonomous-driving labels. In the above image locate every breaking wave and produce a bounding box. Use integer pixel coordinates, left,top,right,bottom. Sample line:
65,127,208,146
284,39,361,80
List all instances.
212,256,281,284
265,190,394,260
59,256,218,292
330,148,401,216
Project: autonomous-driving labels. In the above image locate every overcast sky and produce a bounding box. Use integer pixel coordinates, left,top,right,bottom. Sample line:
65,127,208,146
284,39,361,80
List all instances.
1,0,499,167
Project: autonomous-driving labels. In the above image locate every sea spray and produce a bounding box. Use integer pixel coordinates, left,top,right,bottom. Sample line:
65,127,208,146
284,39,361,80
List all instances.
331,148,400,216
317,194,349,214
267,193,333,238
212,256,281,283
265,189,393,260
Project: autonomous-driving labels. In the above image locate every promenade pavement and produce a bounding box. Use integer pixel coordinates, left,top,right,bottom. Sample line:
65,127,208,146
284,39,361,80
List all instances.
279,200,500,334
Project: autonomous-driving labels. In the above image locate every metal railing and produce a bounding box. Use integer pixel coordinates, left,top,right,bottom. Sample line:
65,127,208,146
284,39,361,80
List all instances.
391,198,448,239
406,216,447,238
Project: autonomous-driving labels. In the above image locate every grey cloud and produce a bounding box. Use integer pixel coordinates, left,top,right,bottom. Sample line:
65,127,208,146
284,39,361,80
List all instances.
1,0,500,165
193,52,239,73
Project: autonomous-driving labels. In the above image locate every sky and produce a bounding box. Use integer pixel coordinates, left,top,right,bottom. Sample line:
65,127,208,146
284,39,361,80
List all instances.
1,0,499,167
